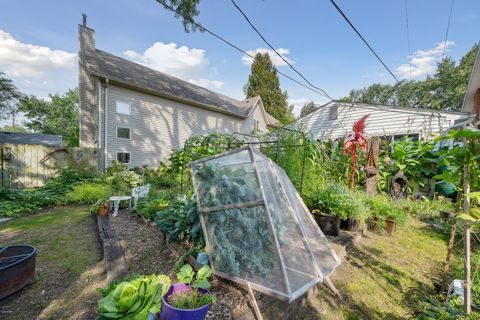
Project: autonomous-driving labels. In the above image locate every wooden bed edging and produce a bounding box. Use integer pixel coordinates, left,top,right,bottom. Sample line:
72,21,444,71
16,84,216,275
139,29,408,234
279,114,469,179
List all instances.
96,215,128,283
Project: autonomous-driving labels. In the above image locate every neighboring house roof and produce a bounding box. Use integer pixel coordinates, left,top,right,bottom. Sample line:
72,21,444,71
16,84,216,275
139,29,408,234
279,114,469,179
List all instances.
298,101,471,120
0,131,63,146
293,101,473,139
462,44,480,113
81,48,278,126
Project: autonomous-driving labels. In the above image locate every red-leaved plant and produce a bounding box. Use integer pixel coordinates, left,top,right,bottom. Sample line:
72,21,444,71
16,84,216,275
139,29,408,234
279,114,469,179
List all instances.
344,115,370,190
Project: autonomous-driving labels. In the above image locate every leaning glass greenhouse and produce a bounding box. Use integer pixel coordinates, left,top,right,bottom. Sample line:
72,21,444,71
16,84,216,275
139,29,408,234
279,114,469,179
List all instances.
189,147,341,302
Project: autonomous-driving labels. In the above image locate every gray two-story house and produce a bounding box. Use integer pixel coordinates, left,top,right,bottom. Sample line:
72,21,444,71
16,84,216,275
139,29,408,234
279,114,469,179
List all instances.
78,19,278,169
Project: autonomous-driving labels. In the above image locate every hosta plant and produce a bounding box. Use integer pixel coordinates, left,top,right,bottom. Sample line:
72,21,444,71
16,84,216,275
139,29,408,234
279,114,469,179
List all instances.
96,274,171,320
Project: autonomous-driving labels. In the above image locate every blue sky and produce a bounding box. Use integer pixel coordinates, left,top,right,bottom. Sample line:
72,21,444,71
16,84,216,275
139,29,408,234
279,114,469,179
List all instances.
1,0,479,121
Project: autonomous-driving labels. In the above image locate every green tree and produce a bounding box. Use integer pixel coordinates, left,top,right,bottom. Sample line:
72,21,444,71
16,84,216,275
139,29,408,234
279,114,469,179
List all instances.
0,72,22,121
245,52,293,124
341,44,479,111
300,101,318,118
18,89,79,146
156,0,201,32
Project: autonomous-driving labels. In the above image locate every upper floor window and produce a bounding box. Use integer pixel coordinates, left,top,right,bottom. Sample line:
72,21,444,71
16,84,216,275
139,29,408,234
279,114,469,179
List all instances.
116,101,131,115
116,127,131,139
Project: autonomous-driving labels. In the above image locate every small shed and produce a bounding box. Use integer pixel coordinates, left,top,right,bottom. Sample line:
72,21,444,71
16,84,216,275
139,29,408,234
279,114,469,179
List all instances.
0,131,63,147
189,147,340,302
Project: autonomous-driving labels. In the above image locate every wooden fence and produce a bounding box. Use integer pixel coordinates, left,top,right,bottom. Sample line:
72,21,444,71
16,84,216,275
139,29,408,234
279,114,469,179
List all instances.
0,144,99,189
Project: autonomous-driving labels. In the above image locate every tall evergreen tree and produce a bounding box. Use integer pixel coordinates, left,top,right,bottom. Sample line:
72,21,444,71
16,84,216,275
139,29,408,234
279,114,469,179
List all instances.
245,52,293,124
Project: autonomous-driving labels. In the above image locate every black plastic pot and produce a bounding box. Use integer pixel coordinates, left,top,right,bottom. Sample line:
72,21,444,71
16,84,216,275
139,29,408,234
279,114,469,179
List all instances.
315,214,340,236
341,218,358,232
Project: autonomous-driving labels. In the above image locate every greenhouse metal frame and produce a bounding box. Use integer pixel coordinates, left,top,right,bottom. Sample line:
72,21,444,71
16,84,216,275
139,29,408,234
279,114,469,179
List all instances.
189,146,340,302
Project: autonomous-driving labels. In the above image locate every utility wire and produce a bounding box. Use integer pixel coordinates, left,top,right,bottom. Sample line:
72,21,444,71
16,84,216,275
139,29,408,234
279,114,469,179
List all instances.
155,0,330,98
230,0,334,100
404,0,412,81
442,0,455,59
328,0,400,83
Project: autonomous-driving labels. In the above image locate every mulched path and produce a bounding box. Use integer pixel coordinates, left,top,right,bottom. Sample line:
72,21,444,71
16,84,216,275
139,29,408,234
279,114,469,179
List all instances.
110,210,252,319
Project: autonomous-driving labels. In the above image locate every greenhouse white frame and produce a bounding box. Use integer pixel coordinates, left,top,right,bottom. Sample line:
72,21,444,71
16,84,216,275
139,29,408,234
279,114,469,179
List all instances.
189,146,341,302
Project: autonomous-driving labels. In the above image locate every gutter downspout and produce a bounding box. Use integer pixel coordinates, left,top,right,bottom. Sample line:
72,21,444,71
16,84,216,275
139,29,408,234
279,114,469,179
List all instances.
104,78,109,171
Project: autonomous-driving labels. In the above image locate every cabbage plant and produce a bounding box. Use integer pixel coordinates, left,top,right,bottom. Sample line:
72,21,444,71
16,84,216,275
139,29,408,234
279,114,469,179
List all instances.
96,274,171,320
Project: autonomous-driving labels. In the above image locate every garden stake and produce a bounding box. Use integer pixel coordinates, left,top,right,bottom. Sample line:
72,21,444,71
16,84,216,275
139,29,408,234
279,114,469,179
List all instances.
246,283,263,320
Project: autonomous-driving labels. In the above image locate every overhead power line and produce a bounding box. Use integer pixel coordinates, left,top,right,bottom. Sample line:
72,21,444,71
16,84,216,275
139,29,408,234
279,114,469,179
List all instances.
404,0,412,80
442,0,455,59
328,0,400,83
230,0,334,100
155,0,330,98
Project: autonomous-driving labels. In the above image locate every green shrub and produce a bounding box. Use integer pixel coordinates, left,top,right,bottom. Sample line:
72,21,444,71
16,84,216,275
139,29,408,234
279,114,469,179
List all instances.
106,161,142,193
154,195,203,245
307,183,368,220
0,165,101,217
399,197,454,218
67,182,112,204
136,191,172,220
365,194,407,226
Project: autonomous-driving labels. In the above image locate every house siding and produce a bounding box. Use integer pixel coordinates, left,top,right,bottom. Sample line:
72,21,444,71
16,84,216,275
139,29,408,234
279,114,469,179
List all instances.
104,85,257,168
295,103,470,140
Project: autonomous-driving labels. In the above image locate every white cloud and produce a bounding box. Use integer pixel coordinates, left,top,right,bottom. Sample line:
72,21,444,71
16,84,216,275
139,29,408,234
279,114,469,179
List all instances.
123,42,223,90
241,48,294,67
0,30,76,77
396,41,455,79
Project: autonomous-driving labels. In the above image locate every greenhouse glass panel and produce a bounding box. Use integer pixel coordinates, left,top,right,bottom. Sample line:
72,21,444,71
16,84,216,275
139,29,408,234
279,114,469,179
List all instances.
189,147,340,302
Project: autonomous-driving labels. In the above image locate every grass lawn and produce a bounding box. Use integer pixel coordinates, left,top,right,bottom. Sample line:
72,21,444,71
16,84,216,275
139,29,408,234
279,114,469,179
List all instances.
305,217,449,319
0,205,104,320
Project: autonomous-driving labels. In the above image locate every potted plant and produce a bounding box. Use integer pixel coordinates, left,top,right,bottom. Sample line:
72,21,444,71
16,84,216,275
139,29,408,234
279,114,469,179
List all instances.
96,274,171,320
310,183,355,236
91,197,110,216
367,195,406,236
161,264,216,320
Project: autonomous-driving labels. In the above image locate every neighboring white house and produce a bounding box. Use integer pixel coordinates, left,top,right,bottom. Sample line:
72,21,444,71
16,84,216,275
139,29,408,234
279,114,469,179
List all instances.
295,45,480,141
292,101,473,141
462,44,480,115
78,19,278,169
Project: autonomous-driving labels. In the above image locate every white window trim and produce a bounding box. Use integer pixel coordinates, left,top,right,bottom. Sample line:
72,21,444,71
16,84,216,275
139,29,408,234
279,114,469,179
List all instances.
116,126,131,140
116,100,131,115
116,152,131,164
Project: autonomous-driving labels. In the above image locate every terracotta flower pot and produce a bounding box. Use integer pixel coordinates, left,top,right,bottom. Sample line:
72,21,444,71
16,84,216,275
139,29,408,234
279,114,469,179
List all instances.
385,219,396,236
98,204,109,216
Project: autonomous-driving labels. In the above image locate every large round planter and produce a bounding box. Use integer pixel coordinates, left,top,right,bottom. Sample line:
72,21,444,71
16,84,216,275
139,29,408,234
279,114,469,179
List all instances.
315,214,340,236
161,283,211,320
385,219,396,236
340,218,358,232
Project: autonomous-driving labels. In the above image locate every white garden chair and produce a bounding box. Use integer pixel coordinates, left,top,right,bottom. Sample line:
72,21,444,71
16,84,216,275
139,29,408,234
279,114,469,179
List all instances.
109,184,150,217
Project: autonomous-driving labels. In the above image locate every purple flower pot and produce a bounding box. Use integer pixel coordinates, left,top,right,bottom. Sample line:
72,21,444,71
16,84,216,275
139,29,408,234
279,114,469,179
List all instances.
161,283,211,320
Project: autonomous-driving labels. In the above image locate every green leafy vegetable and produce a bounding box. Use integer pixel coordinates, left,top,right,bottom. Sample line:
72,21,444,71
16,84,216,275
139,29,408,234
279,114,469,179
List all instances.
176,264,212,290
96,274,171,320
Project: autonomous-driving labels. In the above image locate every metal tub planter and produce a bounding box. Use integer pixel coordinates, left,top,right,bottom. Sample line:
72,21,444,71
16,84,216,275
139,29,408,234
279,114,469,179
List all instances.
0,245,37,300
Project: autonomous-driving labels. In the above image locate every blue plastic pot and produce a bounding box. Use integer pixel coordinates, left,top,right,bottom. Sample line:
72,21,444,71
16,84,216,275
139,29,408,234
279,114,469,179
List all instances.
161,283,211,320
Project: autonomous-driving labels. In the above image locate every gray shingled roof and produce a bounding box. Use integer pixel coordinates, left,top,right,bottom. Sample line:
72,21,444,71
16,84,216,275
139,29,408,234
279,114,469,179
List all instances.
83,49,260,118
0,131,63,146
